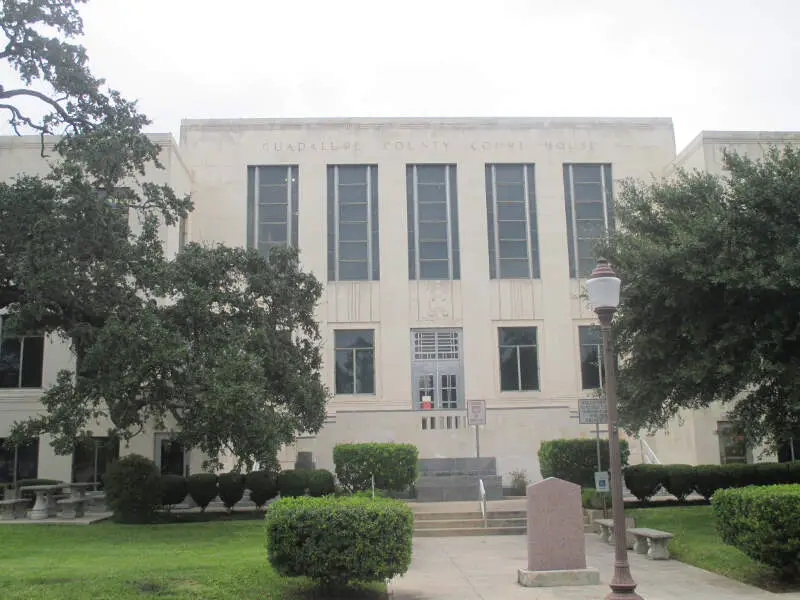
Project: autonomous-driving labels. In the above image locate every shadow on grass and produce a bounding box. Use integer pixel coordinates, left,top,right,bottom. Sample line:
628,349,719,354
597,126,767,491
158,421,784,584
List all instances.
131,510,267,525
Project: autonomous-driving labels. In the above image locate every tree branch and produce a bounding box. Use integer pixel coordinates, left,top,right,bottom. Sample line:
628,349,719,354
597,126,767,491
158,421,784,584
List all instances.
0,88,77,125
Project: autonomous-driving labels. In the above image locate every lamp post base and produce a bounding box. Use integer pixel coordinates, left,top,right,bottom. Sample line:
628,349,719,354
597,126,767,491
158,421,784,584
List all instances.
604,561,644,599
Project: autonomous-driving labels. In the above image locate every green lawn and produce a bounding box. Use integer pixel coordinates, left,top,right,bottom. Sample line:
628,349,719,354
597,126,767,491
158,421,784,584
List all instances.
628,505,791,591
0,515,386,600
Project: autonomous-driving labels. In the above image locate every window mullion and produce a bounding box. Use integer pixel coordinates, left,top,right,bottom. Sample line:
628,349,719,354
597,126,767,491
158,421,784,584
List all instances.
600,165,609,232
516,345,522,391
334,167,340,281
569,165,580,276
17,337,23,387
492,165,501,277
352,348,357,393
445,165,453,279
286,166,293,246
522,165,533,278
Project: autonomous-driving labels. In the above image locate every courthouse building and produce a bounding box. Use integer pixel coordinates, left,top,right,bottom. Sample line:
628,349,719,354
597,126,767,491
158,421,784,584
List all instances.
1,119,797,486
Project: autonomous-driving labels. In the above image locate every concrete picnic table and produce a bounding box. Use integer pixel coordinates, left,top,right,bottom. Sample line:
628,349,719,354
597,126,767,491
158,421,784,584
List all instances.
19,482,96,520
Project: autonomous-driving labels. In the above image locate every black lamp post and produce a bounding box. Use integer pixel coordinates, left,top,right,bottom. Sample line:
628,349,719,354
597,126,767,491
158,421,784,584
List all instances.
587,258,642,600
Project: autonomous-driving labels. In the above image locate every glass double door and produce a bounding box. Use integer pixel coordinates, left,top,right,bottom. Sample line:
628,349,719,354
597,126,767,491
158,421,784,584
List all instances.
414,366,460,410
411,328,464,410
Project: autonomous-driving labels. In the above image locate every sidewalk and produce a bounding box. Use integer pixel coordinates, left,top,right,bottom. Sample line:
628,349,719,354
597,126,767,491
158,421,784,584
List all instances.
390,534,800,599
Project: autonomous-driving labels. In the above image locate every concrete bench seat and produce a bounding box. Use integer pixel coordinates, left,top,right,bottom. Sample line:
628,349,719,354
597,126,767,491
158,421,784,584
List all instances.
629,527,674,560
594,518,635,549
57,497,86,519
0,498,30,520
85,491,107,512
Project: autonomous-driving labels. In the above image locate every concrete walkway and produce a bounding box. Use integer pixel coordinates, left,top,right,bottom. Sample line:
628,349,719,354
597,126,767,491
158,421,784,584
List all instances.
390,534,800,599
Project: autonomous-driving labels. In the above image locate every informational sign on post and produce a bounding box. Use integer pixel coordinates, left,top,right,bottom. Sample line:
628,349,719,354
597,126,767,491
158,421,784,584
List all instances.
579,397,608,425
594,471,609,492
467,399,487,425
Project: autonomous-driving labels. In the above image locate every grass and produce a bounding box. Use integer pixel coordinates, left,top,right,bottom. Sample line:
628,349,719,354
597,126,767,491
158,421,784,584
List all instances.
0,513,387,600
628,505,796,592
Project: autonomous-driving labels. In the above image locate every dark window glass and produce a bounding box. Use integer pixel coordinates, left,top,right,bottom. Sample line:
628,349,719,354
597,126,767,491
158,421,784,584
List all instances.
160,440,185,476
498,327,539,391
334,330,375,395
0,438,39,483
579,325,603,389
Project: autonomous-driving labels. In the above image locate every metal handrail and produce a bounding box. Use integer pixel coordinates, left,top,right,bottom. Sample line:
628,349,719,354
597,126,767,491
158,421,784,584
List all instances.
640,438,661,465
478,479,488,528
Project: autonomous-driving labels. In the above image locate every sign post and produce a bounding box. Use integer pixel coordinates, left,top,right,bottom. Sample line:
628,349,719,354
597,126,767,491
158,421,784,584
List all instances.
467,400,487,458
579,397,609,482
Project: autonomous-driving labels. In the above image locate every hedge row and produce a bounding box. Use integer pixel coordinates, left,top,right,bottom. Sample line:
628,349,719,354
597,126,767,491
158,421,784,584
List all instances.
333,443,418,493
265,495,413,585
713,484,800,579
624,461,800,502
538,439,630,488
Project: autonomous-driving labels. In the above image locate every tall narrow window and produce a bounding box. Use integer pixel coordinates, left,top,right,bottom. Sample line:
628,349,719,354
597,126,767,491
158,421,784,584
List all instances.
486,164,539,278
247,165,299,256
564,164,613,278
72,437,120,488
327,165,379,281
0,438,39,484
411,329,464,409
334,330,375,394
498,327,539,391
0,319,44,389
407,165,460,280
579,325,603,390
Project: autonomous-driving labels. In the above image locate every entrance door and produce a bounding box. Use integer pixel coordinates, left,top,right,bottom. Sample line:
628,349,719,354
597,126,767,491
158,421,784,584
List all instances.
411,329,464,410
155,434,190,476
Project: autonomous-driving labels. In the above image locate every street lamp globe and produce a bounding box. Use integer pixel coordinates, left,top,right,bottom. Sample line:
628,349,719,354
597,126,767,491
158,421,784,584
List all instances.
587,258,621,313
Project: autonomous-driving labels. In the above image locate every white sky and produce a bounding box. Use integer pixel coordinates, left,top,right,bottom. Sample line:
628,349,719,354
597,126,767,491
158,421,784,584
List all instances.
9,0,800,149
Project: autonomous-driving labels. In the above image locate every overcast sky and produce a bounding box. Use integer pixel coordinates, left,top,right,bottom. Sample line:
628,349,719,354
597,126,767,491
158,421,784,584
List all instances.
12,0,800,149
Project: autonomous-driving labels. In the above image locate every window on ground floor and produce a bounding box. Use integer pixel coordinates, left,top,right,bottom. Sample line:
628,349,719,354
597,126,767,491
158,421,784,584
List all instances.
579,325,603,390
72,437,120,488
334,329,375,394
156,435,189,477
498,327,539,392
717,421,751,464
0,438,39,484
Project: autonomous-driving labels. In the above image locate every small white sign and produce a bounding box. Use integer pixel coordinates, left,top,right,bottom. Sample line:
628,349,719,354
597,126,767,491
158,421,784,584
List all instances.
467,399,487,426
579,397,609,425
594,471,610,492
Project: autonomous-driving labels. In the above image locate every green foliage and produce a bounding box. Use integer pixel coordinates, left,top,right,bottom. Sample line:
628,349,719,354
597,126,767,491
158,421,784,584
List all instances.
265,496,413,585
187,473,218,511
333,443,419,492
537,438,630,487
694,465,734,501
160,475,187,508
103,455,162,523
306,469,335,497
2,1,329,471
245,471,278,508
663,464,696,501
623,464,666,502
508,469,528,496
581,487,610,510
276,469,334,498
600,147,800,450
713,485,800,579
217,473,245,511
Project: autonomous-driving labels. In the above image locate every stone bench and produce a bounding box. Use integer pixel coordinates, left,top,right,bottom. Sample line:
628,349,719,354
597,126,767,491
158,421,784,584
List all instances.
0,498,30,520
629,527,673,560
57,497,86,519
594,518,635,549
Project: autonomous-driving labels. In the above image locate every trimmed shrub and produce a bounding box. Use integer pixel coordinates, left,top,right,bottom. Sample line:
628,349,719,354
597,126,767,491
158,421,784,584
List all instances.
218,473,246,512
713,484,800,579
295,452,314,470
693,465,730,501
103,454,163,523
277,469,309,498
538,438,630,488
160,474,188,509
333,443,419,493
265,496,413,585
623,464,666,502
662,464,695,501
307,469,335,497
246,471,278,508
187,473,218,511
788,461,800,483
750,462,792,486
581,487,610,510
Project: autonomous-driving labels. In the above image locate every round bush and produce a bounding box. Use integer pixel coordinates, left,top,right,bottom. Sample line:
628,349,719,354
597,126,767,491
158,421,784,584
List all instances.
623,464,666,502
663,465,695,501
307,469,335,497
277,469,308,497
187,473,218,511
713,484,800,579
218,472,245,511
160,474,188,508
103,454,163,523
246,471,278,508
693,465,729,501
333,443,419,493
265,496,413,585
538,439,630,488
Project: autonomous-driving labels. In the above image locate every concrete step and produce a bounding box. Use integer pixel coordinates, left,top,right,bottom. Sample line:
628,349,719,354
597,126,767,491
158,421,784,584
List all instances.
414,517,526,530
413,510,526,521
414,526,526,537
